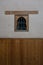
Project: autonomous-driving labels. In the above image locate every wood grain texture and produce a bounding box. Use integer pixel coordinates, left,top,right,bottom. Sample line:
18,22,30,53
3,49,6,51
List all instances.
0,38,43,65
5,11,38,15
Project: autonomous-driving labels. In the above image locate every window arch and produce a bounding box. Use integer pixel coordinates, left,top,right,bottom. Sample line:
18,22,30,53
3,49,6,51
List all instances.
17,17,26,30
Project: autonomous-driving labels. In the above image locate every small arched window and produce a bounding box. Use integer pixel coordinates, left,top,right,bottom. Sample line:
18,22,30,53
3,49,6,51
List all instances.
17,17,26,30
15,15,29,32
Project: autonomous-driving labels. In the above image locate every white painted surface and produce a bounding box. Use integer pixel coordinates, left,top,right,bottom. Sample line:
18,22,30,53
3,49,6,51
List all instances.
0,0,43,38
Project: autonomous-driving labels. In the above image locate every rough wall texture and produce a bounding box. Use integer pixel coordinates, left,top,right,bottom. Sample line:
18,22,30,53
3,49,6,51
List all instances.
0,0,43,38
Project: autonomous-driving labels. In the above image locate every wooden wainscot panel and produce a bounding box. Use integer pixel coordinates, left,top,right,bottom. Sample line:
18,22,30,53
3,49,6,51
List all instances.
0,38,43,65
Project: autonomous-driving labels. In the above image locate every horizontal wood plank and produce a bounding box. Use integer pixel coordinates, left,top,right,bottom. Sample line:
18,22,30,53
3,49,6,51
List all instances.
5,11,38,15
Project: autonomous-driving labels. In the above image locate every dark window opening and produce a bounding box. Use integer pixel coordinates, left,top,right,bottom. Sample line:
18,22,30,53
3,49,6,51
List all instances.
16,17,27,30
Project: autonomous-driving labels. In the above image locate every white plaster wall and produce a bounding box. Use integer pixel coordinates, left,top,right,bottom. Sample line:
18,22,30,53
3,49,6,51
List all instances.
0,0,43,38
